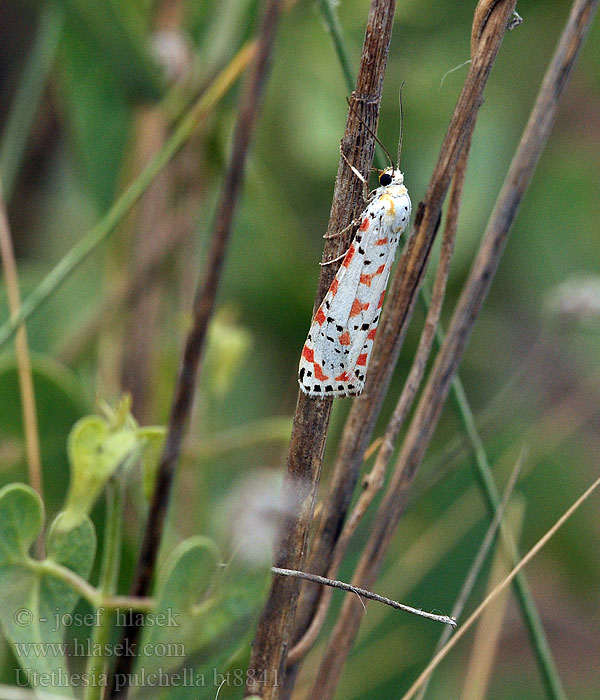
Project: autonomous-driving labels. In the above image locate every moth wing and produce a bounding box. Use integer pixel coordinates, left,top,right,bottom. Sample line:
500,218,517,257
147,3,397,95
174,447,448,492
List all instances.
298,241,366,396
342,243,397,394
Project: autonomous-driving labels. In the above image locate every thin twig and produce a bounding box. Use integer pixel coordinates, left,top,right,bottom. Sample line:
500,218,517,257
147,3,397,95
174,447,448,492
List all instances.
247,2,398,698
400,470,600,700
0,183,43,553
272,568,455,627
107,2,283,697
312,1,596,697
367,131,471,498
294,0,517,678
414,446,527,700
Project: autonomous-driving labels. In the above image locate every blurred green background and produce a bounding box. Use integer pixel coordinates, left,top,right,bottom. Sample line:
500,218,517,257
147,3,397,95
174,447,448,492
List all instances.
0,0,599,698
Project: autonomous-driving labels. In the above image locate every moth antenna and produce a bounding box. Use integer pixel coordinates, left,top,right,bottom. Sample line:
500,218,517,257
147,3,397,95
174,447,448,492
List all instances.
346,97,395,170
397,82,405,168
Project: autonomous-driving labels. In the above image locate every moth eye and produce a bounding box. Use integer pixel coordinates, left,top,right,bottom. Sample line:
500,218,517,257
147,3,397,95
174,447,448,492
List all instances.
379,172,392,186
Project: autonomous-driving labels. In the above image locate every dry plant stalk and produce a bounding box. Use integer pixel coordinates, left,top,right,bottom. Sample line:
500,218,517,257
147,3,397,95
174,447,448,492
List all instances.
246,0,397,696
399,471,600,700
107,0,284,696
291,0,517,673
0,183,44,557
310,0,597,697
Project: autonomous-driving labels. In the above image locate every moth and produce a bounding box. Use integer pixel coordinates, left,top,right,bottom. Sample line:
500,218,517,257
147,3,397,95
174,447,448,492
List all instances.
298,164,411,397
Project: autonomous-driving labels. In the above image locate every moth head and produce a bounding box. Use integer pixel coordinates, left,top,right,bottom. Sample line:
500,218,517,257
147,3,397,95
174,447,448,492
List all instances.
378,168,404,187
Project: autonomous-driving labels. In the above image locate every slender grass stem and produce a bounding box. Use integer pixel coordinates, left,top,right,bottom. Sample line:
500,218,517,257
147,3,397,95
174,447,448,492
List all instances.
0,185,43,555
0,41,255,351
31,559,154,612
400,471,600,700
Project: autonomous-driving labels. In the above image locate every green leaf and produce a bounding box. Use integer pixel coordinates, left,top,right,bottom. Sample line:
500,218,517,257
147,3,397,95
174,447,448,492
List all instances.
132,541,270,700
0,484,43,561
133,537,222,693
0,484,96,695
60,416,138,531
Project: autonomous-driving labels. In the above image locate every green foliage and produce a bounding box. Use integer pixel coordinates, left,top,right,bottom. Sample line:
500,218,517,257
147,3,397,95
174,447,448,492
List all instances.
135,539,269,700
0,484,95,694
0,395,264,699
61,397,165,530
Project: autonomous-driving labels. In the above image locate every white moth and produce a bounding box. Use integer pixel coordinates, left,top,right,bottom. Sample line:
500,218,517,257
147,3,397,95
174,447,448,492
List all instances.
299,167,411,397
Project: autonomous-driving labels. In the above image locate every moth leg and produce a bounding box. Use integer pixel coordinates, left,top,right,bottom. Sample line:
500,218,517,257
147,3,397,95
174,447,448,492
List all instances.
340,145,370,202
320,249,349,266
323,217,361,239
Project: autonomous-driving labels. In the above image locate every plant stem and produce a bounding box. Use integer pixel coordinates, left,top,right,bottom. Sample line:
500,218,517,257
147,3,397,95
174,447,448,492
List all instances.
250,2,398,697
272,568,455,626
33,558,153,613
84,479,124,700
0,184,43,556
400,470,600,700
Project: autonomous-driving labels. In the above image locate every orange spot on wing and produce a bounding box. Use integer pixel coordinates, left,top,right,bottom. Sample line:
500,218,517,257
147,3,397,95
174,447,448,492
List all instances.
359,273,373,286
302,345,314,362
377,291,386,309
342,246,355,268
356,353,368,366
380,193,396,216
315,308,326,325
350,299,370,317
335,371,350,382
330,278,339,296
339,331,351,345
314,363,329,381
367,328,377,340
359,218,370,231
375,264,385,275
375,237,388,245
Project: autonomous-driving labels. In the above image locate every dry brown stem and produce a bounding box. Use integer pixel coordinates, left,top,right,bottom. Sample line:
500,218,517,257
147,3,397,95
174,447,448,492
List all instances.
246,1,397,697
311,0,597,696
